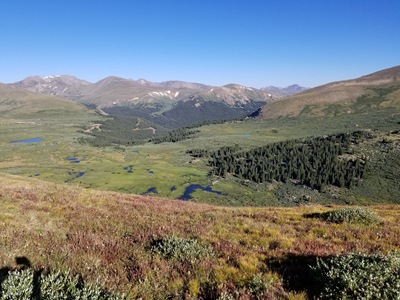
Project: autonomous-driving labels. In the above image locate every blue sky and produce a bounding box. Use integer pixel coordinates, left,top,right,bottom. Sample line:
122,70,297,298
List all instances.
1,0,399,88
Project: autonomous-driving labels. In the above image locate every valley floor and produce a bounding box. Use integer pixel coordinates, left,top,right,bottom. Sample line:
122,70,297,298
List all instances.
1,108,400,207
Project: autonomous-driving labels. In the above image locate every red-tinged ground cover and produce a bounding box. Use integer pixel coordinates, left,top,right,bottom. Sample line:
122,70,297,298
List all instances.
0,173,399,299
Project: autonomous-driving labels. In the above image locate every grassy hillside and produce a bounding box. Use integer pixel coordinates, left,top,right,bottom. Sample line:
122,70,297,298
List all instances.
0,84,91,121
1,173,399,299
260,65,400,119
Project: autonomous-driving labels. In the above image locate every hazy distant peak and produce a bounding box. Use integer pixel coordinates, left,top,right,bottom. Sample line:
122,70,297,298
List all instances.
284,84,309,93
260,84,308,91
136,78,154,85
11,75,91,86
7,75,91,98
260,84,309,96
222,84,254,91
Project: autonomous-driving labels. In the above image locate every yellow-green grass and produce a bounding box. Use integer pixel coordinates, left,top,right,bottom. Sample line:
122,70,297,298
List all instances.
0,123,209,197
0,84,93,120
2,116,306,202
1,173,399,299
0,115,325,206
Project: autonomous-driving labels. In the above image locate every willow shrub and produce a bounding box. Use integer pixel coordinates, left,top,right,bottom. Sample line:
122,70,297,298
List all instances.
312,251,400,299
0,268,124,299
151,236,214,261
318,207,382,225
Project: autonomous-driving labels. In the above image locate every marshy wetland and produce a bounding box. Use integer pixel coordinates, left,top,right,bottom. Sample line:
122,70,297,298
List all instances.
2,103,400,207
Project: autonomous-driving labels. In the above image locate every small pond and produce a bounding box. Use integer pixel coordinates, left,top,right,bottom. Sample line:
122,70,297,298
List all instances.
10,138,44,143
142,187,158,195
178,184,226,200
64,172,85,182
123,165,133,173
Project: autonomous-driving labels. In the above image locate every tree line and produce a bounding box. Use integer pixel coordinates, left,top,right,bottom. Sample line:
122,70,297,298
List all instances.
150,128,200,144
188,131,373,191
77,115,166,147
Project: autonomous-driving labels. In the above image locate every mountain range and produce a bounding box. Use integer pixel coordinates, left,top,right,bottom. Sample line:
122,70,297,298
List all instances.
7,76,289,128
4,66,400,128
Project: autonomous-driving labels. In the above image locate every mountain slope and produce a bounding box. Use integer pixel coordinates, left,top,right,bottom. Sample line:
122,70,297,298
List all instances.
100,83,277,128
0,84,89,119
260,65,400,119
71,76,198,108
9,75,91,98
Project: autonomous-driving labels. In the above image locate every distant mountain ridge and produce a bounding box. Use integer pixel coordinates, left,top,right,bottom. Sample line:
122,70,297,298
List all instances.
260,84,309,96
7,75,280,128
134,78,213,91
9,75,91,97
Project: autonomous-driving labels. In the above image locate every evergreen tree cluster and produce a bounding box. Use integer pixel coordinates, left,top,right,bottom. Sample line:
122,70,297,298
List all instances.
189,132,372,191
183,116,247,130
150,116,249,144
102,104,255,129
151,128,200,144
78,115,166,147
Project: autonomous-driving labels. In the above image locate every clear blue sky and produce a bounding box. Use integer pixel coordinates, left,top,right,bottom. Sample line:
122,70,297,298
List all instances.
1,0,399,88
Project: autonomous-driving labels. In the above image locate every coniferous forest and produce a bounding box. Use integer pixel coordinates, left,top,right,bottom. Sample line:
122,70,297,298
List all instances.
77,115,167,147
188,131,372,191
150,128,200,144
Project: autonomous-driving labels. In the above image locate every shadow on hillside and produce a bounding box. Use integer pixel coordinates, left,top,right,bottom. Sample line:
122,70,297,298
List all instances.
303,212,323,219
0,257,42,296
266,254,322,298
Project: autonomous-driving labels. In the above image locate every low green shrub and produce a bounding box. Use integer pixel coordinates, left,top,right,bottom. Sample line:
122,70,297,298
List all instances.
206,212,217,220
312,251,400,299
151,236,214,261
246,273,268,295
318,207,382,225
0,268,124,299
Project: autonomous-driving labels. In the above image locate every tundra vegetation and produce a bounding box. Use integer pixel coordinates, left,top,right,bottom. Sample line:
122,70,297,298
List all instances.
1,174,400,299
